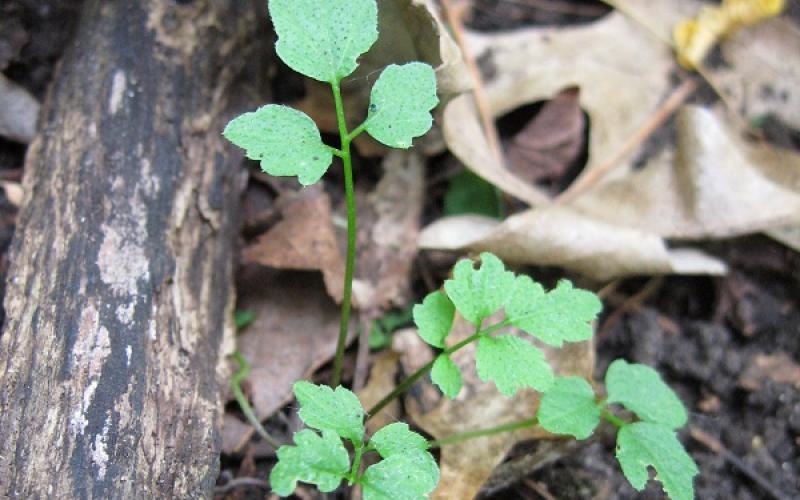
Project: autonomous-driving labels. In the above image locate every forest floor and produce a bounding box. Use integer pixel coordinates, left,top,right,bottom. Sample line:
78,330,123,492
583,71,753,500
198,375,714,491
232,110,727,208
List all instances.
2,1,798,499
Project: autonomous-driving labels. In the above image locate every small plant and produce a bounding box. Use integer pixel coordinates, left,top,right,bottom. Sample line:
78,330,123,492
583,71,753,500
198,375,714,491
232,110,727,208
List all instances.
224,1,698,499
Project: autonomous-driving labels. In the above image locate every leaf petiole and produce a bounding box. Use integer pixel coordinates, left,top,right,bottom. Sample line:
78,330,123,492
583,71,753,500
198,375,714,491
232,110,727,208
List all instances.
230,351,281,449
428,417,539,448
602,408,627,429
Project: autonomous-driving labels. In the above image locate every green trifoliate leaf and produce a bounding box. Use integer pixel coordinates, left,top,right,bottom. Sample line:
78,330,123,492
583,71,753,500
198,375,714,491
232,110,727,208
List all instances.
605,360,688,429
223,105,332,186
269,0,378,83
538,377,601,440
616,422,698,500
269,429,350,496
475,335,554,397
362,451,439,500
507,277,602,347
293,381,365,443
369,423,429,459
431,354,462,399
366,62,439,148
413,291,455,348
444,252,516,325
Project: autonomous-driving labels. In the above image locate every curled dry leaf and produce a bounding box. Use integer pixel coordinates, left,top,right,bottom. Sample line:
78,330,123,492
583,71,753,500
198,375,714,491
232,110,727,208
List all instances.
296,0,470,156
444,10,674,205
404,315,595,499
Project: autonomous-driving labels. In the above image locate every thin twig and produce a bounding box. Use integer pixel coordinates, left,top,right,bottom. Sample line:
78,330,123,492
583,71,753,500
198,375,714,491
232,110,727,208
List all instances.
213,477,270,495
596,277,663,341
556,77,697,204
352,317,373,392
689,426,793,500
522,479,558,500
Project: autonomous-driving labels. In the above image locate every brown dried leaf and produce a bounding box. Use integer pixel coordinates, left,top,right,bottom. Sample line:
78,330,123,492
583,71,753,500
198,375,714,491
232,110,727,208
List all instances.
506,87,585,185
234,267,351,419
357,351,401,434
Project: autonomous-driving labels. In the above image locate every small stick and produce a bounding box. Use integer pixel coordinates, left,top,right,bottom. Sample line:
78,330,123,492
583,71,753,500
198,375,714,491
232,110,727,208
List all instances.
556,77,697,204
213,477,270,495
440,0,550,207
522,479,558,500
689,426,793,500
596,277,663,341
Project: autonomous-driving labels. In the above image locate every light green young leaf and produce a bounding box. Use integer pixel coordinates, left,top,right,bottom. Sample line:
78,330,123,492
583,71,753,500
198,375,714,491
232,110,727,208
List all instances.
507,277,602,347
293,381,365,443
413,290,455,348
431,354,462,399
361,451,439,500
269,0,378,83
475,334,554,397
605,360,688,429
444,252,516,325
616,422,699,500
369,422,429,459
538,377,601,440
223,105,332,186
366,62,439,148
269,429,350,496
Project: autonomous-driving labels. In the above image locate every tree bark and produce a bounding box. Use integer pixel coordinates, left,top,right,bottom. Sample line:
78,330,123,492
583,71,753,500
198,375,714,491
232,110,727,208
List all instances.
0,0,266,497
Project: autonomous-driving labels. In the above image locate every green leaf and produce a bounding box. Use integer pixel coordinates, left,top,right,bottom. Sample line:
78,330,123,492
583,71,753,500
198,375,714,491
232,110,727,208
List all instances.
605,360,688,429
369,423,429,459
444,252,516,325
269,429,350,496
293,381,365,443
366,62,439,149
475,335,554,397
444,170,502,218
507,277,602,347
361,451,439,500
616,422,699,500
234,310,256,330
538,377,601,439
223,105,332,186
369,308,413,349
269,0,378,83
413,291,455,348
431,354,462,399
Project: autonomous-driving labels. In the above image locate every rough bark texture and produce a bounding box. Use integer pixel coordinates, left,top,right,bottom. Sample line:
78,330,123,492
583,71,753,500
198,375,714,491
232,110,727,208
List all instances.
0,0,266,497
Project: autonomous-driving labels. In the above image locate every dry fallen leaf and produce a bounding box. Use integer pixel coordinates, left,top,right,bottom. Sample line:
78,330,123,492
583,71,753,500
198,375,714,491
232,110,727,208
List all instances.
506,87,585,187
356,350,402,434
401,315,595,499
234,267,353,419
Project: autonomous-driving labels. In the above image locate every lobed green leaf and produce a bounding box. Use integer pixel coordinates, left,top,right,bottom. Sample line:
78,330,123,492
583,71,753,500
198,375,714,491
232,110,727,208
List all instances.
269,429,350,496
444,252,516,325
223,105,332,186
605,360,688,429
475,334,554,397
366,62,439,148
269,0,378,83
293,381,365,444
361,450,439,500
413,290,455,348
616,422,698,500
369,422,429,459
507,277,602,347
431,354,462,399
538,377,601,439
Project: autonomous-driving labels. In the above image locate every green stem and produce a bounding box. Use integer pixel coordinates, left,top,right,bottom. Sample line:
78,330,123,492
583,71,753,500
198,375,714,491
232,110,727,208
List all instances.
602,408,627,428
428,417,539,448
231,352,281,449
365,318,512,420
331,78,358,389
348,444,365,484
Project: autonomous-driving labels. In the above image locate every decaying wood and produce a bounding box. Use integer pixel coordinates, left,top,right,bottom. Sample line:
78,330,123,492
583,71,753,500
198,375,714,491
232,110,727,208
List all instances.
0,0,266,497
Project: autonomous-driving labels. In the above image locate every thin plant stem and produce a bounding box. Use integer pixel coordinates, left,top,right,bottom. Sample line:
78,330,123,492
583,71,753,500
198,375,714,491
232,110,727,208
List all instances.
331,78,359,388
365,318,512,420
348,444,365,484
602,408,627,428
428,417,539,448
231,351,281,449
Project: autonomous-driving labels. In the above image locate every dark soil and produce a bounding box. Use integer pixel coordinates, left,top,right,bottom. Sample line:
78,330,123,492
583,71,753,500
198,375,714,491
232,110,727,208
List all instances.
2,1,798,499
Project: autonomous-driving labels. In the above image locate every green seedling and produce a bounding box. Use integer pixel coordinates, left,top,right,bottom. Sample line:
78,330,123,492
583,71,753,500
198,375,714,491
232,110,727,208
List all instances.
224,1,697,498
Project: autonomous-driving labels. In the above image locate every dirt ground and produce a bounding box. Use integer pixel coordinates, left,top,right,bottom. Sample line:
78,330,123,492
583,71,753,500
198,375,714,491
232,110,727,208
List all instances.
2,1,798,499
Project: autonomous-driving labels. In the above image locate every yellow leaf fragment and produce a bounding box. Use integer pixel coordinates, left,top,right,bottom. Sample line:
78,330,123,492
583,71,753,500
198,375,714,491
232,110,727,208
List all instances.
673,0,785,69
